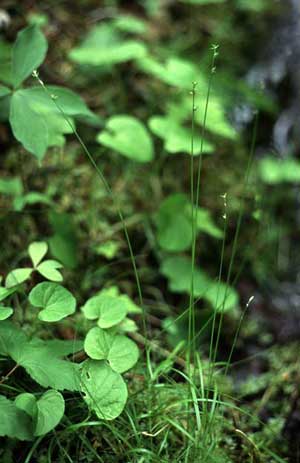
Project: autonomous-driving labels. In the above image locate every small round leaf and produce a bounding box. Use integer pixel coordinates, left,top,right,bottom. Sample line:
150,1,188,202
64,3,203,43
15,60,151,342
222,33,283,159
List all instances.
0,306,13,321
28,241,48,267
5,268,33,288
36,260,63,282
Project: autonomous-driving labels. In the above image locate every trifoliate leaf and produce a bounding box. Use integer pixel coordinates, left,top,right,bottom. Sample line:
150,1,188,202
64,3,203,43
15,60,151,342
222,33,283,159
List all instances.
36,260,63,282
12,25,48,87
84,327,139,373
28,241,48,267
5,268,33,288
97,115,154,162
29,282,76,322
81,360,128,420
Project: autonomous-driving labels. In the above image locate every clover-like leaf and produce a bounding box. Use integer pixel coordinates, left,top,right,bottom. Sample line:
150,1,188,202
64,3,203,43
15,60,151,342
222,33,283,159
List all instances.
97,115,154,162
5,268,33,288
36,260,63,282
80,360,128,420
29,282,76,322
84,327,139,373
0,306,13,320
12,25,48,87
28,241,48,267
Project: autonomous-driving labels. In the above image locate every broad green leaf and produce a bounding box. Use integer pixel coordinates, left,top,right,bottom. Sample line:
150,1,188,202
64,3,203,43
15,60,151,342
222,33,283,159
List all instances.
10,90,49,159
149,116,214,155
137,56,206,89
0,85,11,97
155,194,222,252
28,241,48,267
259,157,300,184
29,282,76,322
161,256,238,311
97,115,154,162
15,390,65,436
69,24,146,66
36,260,63,282
0,306,13,320
9,86,93,160
5,268,33,288
42,339,83,357
0,395,33,440
81,360,128,420
12,25,48,87
35,390,65,436
0,323,81,390
84,327,139,373
81,295,127,328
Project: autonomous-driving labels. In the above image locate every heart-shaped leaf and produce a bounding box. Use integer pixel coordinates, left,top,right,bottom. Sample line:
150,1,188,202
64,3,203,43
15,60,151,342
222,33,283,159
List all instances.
80,360,127,420
84,327,139,373
97,115,154,162
28,241,48,267
5,268,33,288
0,395,32,440
15,390,65,436
81,294,127,328
29,282,76,322
12,25,48,87
36,260,63,282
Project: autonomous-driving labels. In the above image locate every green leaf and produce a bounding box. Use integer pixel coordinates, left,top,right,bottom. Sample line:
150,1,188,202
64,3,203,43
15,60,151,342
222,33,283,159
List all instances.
15,390,65,436
0,395,33,440
42,339,83,357
13,191,53,211
12,25,48,87
36,260,63,282
15,393,37,419
97,115,154,162
84,327,139,373
149,116,214,155
95,241,120,259
81,360,128,420
69,24,146,66
35,390,65,436
0,85,11,97
48,211,78,269
181,0,225,3
28,241,48,267
258,157,300,184
29,282,76,322
161,255,238,312
113,15,147,34
10,90,49,159
137,56,206,89
5,268,33,288
81,295,127,328
0,286,17,302
155,194,222,252
9,86,93,160
0,322,81,390
0,306,13,320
